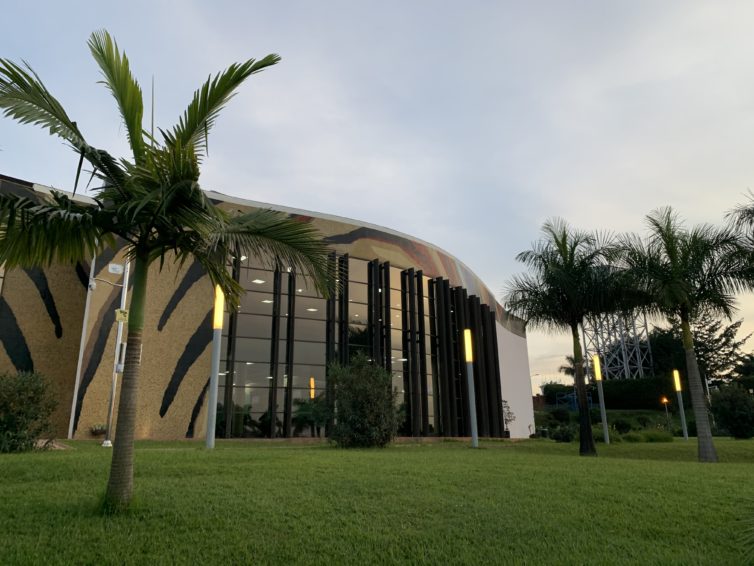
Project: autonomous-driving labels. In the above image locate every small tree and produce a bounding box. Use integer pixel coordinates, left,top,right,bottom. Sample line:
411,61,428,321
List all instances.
710,386,754,439
502,400,515,432
330,354,398,448
0,371,57,453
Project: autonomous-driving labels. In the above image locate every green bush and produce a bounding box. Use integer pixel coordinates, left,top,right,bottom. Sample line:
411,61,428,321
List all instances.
622,432,644,443
550,425,576,443
711,386,754,439
0,371,57,453
549,408,571,424
329,354,398,448
613,418,632,434
592,426,622,443
642,430,674,443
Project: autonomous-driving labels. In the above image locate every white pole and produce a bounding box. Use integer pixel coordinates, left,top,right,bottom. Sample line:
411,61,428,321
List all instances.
463,329,479,448
206,286,225,449
596,379,610,445
103,261,130,447
68,254,97,439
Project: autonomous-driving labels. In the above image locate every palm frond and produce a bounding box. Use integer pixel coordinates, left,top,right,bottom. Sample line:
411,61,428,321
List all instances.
163,54,281,158
203,209,331,300
88,30,145,165
0,58,86,148
0,191,112,267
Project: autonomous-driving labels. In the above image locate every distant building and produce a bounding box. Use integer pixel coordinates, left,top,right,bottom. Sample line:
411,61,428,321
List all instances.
0,173,534,440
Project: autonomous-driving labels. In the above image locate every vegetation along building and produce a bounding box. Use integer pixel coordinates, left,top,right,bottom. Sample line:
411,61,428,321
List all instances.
0,173,535,440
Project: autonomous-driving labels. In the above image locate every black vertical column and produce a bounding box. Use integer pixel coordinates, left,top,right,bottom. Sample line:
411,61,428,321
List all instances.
223,255,241,438
485,307,504,437
469,296,490,437
416,271,429,436
267,268,282,438
338,255,350,365
428,279,441,435
283,271,296,438
325,253,337,436
442,279,458,436
452,287,470,436
407,269,421,436
400,270,411,431
368,260,383,365
381,262,392,372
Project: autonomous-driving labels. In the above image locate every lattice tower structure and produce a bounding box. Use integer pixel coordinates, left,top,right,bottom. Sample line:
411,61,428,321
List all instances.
582,311,654,380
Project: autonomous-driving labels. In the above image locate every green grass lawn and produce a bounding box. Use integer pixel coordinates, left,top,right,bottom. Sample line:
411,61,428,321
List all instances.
1,438,753,565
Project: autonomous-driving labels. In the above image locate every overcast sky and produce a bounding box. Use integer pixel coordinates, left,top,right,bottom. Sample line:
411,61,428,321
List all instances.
3,1,754,392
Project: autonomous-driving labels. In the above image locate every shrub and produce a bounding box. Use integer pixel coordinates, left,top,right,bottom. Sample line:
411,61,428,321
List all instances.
600,377,682,410
0,371,57,453
592,426,622,443
613,418,632,434
622,432,644,443
550,425,576,443
642,430,674,443
711,386,754,439
549,408,571,424
329,354,398,448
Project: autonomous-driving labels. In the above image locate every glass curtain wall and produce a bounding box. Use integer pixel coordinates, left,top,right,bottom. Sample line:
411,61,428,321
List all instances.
216,253,504,439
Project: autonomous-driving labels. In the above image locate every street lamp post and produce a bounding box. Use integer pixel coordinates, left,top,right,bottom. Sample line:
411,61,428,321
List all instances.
673,369,689,440
205,285,225,449
592,355,609,445
463,329,479,448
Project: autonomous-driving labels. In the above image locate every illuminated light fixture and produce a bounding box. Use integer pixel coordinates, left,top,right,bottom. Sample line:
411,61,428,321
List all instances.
267,376,274,380
310,377,316,399
298,288,303,293
245,362,254,365
213,285,225,330
398,358,408,362
240,255,248,261
661,396,669,405
262,299,273,304
464,329,473,363
354,314,359,318
252,279,265,284
672,369,689,440
592,354,609,444
306,308,318,312
592,355,602,381
286,267,292,273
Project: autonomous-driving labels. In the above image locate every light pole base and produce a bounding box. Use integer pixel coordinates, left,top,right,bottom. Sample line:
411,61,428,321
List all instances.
101,440,112,448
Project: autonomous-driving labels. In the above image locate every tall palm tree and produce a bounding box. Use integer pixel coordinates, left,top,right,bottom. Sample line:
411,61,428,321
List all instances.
0,31,331,510
621,208,748,463
504,219,619,456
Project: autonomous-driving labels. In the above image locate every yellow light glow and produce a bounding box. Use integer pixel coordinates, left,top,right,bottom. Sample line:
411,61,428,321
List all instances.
592,355,602,381
309,377,315,399
464,329,473,363
661,396,669,405
673,369,682,392
213,285,225,330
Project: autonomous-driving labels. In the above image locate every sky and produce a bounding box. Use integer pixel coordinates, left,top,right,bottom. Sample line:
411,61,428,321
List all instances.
3,1,754,393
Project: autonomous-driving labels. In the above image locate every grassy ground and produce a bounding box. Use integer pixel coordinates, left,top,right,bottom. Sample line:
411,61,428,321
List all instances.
1,438,753,565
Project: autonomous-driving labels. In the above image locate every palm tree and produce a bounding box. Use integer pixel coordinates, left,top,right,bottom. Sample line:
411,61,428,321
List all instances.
0,31,331,510
504,219,619,456
621,208,749,463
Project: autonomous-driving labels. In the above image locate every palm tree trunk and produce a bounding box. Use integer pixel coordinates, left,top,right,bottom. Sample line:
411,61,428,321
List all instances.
572,322,596,456
680,311,717,463
104,252,149,510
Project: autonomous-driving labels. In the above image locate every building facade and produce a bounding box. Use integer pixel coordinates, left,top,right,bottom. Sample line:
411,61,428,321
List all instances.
0,174,534,440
